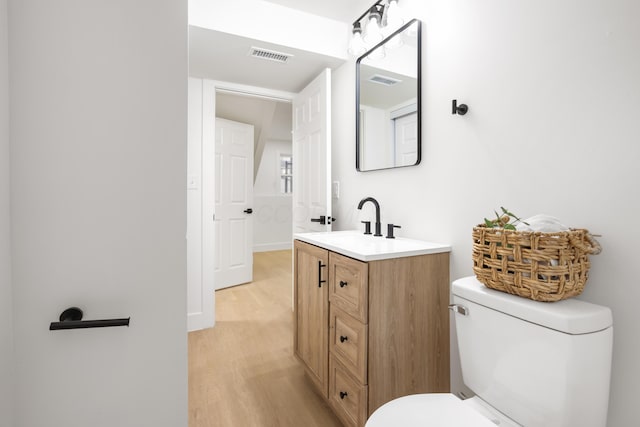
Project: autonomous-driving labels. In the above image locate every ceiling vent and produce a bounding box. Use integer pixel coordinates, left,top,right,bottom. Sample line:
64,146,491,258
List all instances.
368,74,402,86
248,47,293,64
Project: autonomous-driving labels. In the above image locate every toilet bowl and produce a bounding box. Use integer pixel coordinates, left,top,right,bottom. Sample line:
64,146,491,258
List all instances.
366,393,517,427
365,276,613,427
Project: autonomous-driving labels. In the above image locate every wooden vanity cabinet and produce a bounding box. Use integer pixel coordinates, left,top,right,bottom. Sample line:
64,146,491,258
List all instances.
294,239,451,427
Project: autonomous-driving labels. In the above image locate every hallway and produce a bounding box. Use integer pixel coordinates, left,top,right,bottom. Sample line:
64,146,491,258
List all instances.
188,250,343,427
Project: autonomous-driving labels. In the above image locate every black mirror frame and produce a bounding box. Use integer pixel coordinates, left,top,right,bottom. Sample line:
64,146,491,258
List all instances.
355,18,422,172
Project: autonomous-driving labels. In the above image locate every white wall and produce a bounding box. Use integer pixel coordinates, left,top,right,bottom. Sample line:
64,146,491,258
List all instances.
254,139,293,251
9,1,187,426
0,0,13,425
332,1,640,425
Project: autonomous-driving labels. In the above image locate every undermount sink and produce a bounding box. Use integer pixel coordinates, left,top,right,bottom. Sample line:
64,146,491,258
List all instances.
293,230,450,262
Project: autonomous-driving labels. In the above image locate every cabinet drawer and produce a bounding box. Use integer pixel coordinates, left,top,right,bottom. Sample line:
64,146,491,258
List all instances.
329,252,368,322
329,355,368,427
330,306,367,384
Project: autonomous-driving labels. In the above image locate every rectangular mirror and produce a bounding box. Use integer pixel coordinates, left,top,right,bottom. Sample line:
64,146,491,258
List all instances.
356,19,421,172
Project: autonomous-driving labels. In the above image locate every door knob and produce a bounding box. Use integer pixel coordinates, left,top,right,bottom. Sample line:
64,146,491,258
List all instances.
310,215,336,225
49,307,130,330
243,208,253,214
310,215,326,224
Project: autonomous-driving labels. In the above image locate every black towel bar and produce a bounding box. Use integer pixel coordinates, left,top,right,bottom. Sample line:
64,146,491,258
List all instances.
49,307,130,331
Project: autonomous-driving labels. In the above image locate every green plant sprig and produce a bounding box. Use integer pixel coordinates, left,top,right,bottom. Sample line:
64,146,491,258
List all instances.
483,207,529,231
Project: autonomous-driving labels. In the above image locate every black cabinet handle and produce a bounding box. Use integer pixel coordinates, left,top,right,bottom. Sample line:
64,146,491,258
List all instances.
340,335,348,343
318,261,326,288
49,307,130,331
339,280,348,288
339,391,348,400
244,208,253,214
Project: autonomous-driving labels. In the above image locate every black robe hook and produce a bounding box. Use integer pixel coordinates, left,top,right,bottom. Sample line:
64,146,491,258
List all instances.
452,99,468,115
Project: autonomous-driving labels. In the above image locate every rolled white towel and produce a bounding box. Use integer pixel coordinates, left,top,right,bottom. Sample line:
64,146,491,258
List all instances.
516,214,569,233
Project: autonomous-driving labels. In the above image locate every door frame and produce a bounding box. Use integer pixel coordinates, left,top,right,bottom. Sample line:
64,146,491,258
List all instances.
187,79,296,332
187,78,216,332
213,80,296,104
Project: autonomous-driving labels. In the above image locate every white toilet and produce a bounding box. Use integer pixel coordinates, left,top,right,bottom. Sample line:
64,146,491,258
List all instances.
366,276,613,427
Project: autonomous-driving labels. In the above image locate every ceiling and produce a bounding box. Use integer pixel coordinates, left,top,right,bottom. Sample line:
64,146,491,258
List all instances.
190,0,377,170
188,27,344,93
262,0,366,23
360,65,416,109
215,92,292,143
189,0,374,93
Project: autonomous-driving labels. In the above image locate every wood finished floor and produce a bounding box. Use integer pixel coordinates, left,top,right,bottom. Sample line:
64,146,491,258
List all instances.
188,250,343,427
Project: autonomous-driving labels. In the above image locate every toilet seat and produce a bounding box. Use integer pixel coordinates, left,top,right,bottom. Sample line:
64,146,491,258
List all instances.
365,393,499,427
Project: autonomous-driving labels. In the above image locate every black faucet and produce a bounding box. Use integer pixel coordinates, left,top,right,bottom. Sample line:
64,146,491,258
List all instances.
357,197,382,236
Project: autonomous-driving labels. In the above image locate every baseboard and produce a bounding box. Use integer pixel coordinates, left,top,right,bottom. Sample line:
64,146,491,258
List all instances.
187,311,215,332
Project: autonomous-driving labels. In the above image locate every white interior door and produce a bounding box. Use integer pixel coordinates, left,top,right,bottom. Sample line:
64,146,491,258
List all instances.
394,112,418,166
9,1,187,425
292,68,332,234
214,118,254,290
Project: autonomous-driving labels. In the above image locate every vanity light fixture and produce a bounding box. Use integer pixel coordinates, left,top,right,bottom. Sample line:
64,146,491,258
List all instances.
363,5,384,46
348,22,367,56
348,0,406,56
383,0,404,37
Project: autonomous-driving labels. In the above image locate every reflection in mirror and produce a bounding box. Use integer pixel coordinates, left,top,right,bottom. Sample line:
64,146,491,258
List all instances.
280,154,292,194
356,19,421,172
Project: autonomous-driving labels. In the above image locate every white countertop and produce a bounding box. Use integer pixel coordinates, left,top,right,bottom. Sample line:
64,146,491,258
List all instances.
294,230,450,262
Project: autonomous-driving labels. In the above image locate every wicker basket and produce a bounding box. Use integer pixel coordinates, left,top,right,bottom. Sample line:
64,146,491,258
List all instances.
472,226,602,302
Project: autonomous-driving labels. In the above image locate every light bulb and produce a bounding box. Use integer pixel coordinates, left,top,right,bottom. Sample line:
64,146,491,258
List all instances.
363,7,383,47
385,0,404,30
348,24,367,57
379,0,404,49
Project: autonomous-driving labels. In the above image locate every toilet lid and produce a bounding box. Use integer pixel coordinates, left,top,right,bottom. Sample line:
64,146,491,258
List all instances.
365,393,498,427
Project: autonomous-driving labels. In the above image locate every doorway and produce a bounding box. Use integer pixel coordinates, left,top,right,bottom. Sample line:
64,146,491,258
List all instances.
215,91,294,256
187,69,333,331
186,80,296,331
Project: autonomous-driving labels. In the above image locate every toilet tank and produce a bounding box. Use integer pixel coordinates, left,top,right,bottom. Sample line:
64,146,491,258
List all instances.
452,277,613,427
